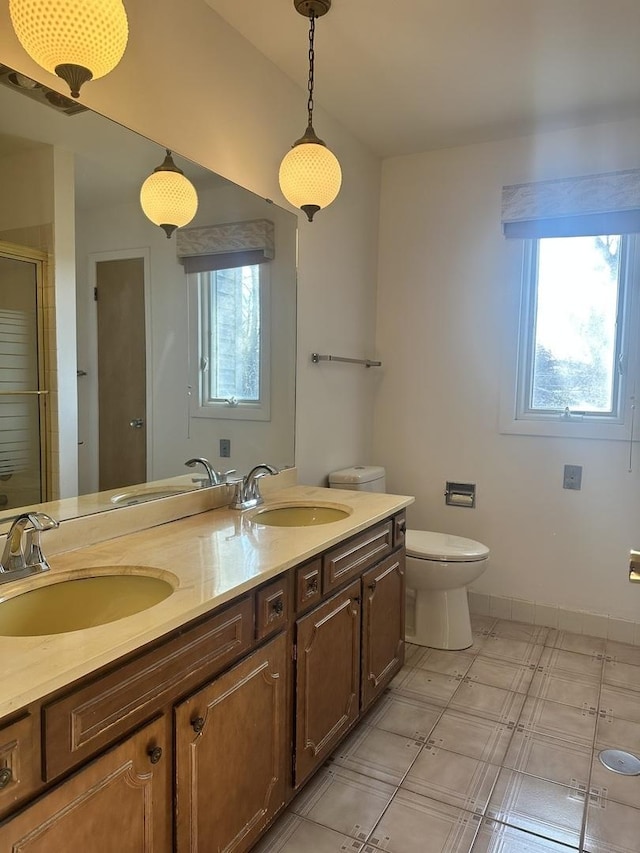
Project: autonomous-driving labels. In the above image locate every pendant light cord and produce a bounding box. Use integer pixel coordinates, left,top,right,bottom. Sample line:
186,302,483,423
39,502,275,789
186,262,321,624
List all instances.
307,13,316,128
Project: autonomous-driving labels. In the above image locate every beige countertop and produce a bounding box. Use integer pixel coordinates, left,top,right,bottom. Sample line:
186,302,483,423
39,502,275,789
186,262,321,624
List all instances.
0,485,412,719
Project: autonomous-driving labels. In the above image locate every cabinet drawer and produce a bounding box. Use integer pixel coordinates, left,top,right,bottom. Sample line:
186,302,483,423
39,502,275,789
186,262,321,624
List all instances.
323,521,393,594
43,596,254,781
0,713,39,818
295,558,322,613
256,575,289,640
393,511,407,549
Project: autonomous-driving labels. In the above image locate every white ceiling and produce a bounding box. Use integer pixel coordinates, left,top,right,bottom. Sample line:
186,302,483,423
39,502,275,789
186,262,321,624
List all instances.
205,0,640,158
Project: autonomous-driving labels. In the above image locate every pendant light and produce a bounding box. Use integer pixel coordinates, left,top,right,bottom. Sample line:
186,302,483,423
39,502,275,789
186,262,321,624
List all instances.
140,150,199,239
279,0,341,222
9,0,129,99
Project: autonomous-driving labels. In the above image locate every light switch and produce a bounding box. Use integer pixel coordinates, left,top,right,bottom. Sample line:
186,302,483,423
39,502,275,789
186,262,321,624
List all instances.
563,465,582,490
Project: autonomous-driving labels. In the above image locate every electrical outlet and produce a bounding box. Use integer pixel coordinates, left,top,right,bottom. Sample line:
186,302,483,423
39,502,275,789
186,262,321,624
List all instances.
220,439,231,458
563,464,582,490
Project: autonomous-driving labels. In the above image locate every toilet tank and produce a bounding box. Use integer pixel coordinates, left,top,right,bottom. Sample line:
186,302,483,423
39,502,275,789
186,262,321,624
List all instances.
329,466,386,493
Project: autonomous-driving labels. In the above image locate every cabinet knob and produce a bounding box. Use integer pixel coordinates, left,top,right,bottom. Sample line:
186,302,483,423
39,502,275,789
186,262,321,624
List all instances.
397,519,407,534
191,716,205,734
0,767,12,788
147,746,163,765
368,579,377,592
271,598,284,617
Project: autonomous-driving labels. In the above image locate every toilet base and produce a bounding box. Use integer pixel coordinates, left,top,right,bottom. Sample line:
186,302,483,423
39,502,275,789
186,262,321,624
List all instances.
405,587,473,650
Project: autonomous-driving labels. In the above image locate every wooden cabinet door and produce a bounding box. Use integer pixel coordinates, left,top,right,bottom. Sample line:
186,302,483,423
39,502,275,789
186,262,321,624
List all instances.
361,551,406,711
175,632,288,853
0,716,170,853
294,579,361,786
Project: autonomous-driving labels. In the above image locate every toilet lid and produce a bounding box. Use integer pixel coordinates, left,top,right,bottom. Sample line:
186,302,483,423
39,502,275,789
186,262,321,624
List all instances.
405,530,489,562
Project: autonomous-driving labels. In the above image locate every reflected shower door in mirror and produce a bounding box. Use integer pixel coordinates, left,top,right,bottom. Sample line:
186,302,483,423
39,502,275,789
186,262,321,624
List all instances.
0,245,48,510
0,66,297,525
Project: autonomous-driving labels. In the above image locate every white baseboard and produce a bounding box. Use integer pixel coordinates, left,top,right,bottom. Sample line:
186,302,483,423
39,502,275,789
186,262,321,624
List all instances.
468,590,639,645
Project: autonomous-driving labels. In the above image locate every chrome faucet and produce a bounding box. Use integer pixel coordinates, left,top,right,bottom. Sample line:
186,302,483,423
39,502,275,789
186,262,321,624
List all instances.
185,457,236,488
0,512,59,584
230,464,279,510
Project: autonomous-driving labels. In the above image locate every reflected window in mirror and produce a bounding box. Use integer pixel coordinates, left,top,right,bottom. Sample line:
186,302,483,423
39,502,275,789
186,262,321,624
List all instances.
190,263,270,421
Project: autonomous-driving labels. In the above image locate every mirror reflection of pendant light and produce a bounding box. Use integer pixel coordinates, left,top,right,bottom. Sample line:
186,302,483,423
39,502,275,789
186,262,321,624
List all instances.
9,0,129,99
278,0,341,222
140,150,199,239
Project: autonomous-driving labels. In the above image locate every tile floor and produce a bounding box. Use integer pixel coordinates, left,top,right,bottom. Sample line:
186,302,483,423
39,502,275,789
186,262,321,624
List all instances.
253,615,640,853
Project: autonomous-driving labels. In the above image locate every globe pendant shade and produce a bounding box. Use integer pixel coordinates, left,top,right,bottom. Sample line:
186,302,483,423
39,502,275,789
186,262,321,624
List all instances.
140,169,199,239
279,139,342,222
9,0,129,97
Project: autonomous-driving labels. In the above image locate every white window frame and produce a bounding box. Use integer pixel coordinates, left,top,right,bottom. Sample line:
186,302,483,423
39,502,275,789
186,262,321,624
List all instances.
188,264,271,422
500,234,640,441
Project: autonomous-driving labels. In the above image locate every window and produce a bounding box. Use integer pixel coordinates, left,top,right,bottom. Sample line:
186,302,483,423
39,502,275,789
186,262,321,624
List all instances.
190,264,270,421
501,233,640,439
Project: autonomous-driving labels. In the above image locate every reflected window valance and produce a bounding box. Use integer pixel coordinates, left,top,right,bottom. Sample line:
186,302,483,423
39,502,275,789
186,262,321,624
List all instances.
501,169,640,238
177,218,275,273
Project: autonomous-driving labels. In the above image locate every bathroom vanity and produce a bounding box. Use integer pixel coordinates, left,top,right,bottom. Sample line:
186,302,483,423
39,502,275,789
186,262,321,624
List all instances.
0,484,411,851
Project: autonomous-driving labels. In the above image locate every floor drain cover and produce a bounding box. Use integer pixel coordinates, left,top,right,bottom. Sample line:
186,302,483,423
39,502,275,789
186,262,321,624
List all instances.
598,749,640,775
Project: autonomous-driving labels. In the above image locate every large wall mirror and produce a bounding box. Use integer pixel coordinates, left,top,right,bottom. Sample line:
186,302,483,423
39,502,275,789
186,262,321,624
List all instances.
0,66,297,528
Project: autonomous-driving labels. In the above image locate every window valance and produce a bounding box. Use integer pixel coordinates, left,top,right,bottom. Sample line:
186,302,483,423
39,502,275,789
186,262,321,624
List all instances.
177,218,275,273
501,169,640,238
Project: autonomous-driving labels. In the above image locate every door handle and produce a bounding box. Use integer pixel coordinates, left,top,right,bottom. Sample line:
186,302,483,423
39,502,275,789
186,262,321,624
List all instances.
129,418,144,429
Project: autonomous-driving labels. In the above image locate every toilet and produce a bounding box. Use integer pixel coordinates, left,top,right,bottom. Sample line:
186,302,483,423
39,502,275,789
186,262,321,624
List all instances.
328,466,490,651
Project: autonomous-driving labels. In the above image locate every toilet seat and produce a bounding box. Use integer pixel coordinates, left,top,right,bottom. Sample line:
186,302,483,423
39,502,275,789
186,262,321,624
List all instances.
405,530,489,562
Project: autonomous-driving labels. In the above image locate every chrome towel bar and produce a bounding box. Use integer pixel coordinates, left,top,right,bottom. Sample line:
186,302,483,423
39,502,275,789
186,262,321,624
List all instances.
311,353,382,368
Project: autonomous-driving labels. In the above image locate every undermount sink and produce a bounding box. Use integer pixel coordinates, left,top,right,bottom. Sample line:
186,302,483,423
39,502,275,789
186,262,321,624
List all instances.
0,569,176,637
110,487,195,506
250,503,352,527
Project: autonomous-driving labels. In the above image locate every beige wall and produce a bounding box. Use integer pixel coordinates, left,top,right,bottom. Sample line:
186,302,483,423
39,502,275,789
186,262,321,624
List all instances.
374,115,640,622
0,148,53,232
0,0,381,486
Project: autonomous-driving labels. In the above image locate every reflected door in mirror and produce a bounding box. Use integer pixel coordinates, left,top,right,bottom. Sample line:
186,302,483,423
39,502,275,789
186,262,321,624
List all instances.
97,257,146,491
